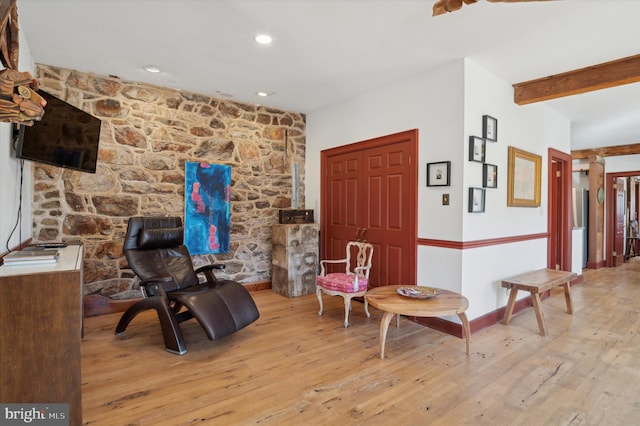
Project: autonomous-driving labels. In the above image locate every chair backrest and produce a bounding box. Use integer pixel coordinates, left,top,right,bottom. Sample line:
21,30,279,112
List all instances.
345,241,374,279
123,216,199,293
631,219,639,238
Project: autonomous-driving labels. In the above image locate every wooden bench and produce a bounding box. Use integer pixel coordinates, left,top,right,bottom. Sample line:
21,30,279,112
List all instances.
501,268,577,336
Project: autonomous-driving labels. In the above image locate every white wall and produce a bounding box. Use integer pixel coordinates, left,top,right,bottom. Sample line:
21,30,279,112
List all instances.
306,59,467,313
459,59,570,317
0,26,34,252
306,58,572,321
462,60,570,241
605,154,640,173
306,59,466,243
572,170,590,190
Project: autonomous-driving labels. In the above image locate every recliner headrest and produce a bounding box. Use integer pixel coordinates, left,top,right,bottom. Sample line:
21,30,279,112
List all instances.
137,227,183,249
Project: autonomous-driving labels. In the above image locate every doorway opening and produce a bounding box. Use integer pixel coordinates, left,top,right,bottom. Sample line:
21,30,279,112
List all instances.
605,171,640,266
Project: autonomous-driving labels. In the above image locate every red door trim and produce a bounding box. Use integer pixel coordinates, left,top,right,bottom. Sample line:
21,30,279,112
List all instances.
548,148,572,271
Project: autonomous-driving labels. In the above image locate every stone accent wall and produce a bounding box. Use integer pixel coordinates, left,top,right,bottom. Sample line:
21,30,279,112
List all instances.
32,64,306,301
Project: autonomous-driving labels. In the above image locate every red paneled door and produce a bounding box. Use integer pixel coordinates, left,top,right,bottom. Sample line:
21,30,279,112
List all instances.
321,130,417,288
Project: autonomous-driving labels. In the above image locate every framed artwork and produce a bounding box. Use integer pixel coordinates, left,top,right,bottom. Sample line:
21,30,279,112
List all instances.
468,187,485,213
507,146,541,207
469,136,485,163
483,115,497,142
426,161,451,187
184,162,232,254
483,163,498,188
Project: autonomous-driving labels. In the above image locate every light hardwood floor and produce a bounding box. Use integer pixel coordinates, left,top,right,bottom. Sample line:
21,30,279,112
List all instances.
81,259,640,425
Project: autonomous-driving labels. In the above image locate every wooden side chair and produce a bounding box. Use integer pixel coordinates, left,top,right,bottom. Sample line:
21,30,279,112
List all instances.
316,241,374,327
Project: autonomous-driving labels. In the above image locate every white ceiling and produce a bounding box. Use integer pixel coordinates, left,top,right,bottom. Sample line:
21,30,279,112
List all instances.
16,0,640,151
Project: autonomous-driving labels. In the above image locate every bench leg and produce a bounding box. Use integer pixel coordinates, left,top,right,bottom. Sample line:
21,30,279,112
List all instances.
503,287,518,325
529,291,547,336
563,282,573,314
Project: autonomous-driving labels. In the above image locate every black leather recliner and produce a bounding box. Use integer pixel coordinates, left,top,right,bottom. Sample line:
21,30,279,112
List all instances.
115,216,260,354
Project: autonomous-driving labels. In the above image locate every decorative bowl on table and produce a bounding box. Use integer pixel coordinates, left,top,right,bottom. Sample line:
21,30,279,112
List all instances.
396,286,438,299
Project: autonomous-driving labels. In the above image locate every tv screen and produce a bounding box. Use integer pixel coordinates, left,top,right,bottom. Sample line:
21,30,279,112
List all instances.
15,90,102,173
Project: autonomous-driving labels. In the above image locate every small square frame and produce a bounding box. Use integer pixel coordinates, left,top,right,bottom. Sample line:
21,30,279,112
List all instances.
483,115,497,142
426,161,451,187
469,136,485,163
468,187,486,213
483,163,498,188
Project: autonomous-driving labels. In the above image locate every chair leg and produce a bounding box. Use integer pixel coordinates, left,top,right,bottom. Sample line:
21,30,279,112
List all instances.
316,287,324,317
114,301,145,336
364,297,370,318
114,296,188,355
343,295,351,328
156,303,188,355
114,297,163,336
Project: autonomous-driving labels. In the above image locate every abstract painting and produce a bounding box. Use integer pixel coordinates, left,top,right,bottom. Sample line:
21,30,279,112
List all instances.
184,162,231,254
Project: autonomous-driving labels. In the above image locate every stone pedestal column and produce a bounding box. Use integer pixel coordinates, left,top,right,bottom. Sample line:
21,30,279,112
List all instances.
271,223,318,297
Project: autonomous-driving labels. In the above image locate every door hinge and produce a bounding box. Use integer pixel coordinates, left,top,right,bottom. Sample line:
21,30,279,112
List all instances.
556,170,561,177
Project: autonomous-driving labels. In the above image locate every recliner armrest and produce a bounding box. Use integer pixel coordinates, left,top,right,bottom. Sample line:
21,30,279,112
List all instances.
195,264,225,273
195,263,226,284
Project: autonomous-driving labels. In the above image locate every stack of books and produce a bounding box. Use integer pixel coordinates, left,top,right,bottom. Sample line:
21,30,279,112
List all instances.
2,248,60,266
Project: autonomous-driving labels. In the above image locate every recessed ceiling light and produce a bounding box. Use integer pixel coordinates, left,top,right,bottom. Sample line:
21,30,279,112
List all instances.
254,34,272,45
256,91,276,97
143,65,161,73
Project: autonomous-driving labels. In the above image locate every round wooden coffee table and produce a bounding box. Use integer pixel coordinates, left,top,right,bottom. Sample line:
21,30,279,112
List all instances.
365,285,470,359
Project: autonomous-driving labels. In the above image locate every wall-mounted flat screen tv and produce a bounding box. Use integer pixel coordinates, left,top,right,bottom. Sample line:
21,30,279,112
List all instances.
15,90,102,173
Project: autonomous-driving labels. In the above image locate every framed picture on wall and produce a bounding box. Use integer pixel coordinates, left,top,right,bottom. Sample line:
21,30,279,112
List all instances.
483,115,497,142
468,187,486,213
483,163,498,188
469,136,485,163
427,161,451,187
507,146,541,207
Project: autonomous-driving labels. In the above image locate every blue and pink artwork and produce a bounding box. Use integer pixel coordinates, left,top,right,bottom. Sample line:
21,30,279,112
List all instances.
184,162,231,255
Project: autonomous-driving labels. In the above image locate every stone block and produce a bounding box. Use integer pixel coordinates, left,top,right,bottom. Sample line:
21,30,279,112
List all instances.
271,223,318,297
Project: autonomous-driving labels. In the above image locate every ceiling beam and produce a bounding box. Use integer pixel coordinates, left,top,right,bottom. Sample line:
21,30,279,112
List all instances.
571,143,640,160
513,54,640,105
